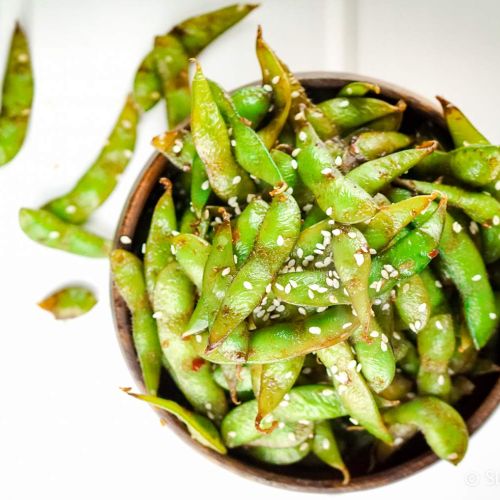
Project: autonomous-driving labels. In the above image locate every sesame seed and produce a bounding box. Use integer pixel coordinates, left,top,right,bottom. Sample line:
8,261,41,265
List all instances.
349,418,359,425
221,267,231,277
48,230,60,239
326,207,333,216
141,243,146,254
331,228,341,237
471,274,482,281
447,452,458,461
393,332,401,340
381,342,388,352
414,320,422,331
370,330,379,338
284,283,292,294
277,235,285,246
418,303,427,313
152,311,163,319
201,180,210,191
291,159,298,169
228,431,237,439
298,131,307,141
243,281,253,290
265,284,272,294
435,280,442,288
338,99,349,108
469,221,479,234
493,215,500,226
303,204,313,212
342,322,353,329
232,175,242,185
290,279,298,288
321,438,330,450
291,148,301,157
354,253,364,266
230,139,237,147
263,84,273,92
369,248,377,255
170,244,176,255
298,307,307,315
120,235,132,245
381,334,389,343
452,221,462,233
381,303,390,311
330,366,338,375
299,442,309,452
195,334,202,343
309,326,321,335
172,144,182,154
279,399,289,407
335,371,349,384
291,90,300,98
347,359,357,370
65,205,77,214
394,437,404,446
321,167,332,175
275,283,285,291
356,363,363,372
381,269,389,279
489,312,497,320
334,156,343,166
347,231,357,239
495,180,500,191
124,149,133,159
271,75,281,85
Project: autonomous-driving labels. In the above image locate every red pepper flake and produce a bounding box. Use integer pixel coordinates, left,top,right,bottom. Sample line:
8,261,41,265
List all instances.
428,249,439,259
191,358,205,372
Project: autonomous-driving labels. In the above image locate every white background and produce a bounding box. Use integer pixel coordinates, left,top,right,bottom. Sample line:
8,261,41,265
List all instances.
0,0,499,499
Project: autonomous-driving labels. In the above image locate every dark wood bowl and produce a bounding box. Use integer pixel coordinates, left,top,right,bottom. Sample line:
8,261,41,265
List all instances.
111,72,500,492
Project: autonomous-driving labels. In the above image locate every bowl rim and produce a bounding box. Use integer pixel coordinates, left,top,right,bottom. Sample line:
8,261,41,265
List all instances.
110,71,500,493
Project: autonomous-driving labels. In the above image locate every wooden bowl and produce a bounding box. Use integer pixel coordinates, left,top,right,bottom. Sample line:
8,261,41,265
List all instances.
111,72,500,492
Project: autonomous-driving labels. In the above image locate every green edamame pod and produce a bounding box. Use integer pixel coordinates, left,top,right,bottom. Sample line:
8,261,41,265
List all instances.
348,131,412,164
295,121,377,224
447,145,500,188
394,275,431,333
0,23,33,166
417,314,455,398
221,384,346,447
255,357,304,430
154,262,227,422
233,198,269,265
271,149,298,188
400,179,500,264
231,85,272,128
152,129,196,172
318,96,403,134
383,397,468,464
346,142,437,196
338,81,380,97
111,250,162,395
436,213,498,348
209,79,284,186
45,96,139,224
38,286,97,320
191,62,255,201
171,233,211,291
126,391,226,454
312,421,350,484
437,96,489,148
144,178,177,299
249,420,313,448
19,208,110,258
318,342,392,443
208,190,300,351
255,27,292,149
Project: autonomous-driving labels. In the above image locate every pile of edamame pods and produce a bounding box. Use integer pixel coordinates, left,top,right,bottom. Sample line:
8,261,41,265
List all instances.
112,24,500,480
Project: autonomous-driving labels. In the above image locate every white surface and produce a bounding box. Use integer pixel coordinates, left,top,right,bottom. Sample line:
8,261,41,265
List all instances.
0,1,498,499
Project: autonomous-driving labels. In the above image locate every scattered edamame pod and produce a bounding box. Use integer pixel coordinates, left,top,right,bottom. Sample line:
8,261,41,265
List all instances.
38,286,97,320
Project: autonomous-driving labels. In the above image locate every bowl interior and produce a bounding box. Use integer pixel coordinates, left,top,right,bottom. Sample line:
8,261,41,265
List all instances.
111,72,500,492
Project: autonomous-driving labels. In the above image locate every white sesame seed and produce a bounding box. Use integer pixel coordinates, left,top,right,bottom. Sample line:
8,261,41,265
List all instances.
471,274,482,282
299,442,309,452
418,303,427,313
381,303,390,311
141,243,146,254
277,235,285,246
356,363,363,373
170,244,176,255
370,330,379,338
275,283,284,291
347,359,357,370
493,215,500,226
65,205,77,214
369,248,377,255
447,452,458,461
393,332,401,340
489,312,497,320
271,75,281,85
338,99,349,108
347,231,357,239
414,320,422,331
437,374,445,386
279,399,289,407
332,228,341,237
381,342,388,352
342,322,353,329
452,221,462,233
228,431,237,439
349,418,359,425
124,149,133,159
291,90,300,98
381,334,389,343
309,326,321,335
290,159,298,169
336,371,349,384
354,253,365,266
298,307,307,315
221,267,231,277
326,207,333,216
435,280,442,288
172,144,182,154
291,148,301,157
394,437,404,446
230,139,237,147
495,181,500,191
263,84,273,92
243,281,253,290
48,230,60,239
120,235,132,245
381,269,389,279
201,180,210,191
469,221,479,234
284,283,292,294
334,156,343,166
290,279,298,288
152,311,163,319
232,175,242,185
298,131,307,141
321,438,330,450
